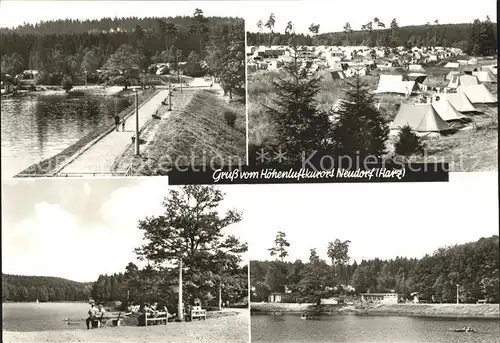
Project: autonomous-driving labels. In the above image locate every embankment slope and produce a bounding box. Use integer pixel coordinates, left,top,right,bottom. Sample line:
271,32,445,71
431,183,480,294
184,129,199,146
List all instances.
137,90,246,175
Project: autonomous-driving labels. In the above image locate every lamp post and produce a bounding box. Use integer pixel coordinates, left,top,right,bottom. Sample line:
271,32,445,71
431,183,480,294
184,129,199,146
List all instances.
456,284,459,304
134,89,139,155
168,80,172,111
85,70,88,89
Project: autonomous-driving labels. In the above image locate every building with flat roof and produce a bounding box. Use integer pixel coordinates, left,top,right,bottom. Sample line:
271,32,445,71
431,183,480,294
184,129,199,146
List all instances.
360,292,400,304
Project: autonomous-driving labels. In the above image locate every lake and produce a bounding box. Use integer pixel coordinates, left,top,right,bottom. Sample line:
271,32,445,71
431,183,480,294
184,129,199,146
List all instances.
2,302,92,332
1,93,130,178
251,313,500,343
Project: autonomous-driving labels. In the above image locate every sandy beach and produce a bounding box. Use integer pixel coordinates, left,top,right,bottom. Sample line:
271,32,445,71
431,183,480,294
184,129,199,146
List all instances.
3,309,249,343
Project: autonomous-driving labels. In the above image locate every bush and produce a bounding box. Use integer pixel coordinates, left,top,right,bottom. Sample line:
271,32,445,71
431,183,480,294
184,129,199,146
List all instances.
61,76,73,92
224,110,237,128
394,125,425,156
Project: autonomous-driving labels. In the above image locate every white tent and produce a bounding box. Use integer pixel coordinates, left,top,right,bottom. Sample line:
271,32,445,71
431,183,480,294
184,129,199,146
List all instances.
444,62,460,69
375,75,417,96
390,103,451,132
472,70,496,83
447,74,478,89
458,84,497,104
431,99,466,121
408,64,426,72
437,93,476,113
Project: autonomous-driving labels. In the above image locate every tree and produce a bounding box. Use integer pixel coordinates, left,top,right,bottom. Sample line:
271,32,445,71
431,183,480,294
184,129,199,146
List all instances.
262,36,333,161
343,22,352,45
285,21,293,36
327,239,351,286
186,50,201,76
268,231,290,262
81,51,98,75
466,17,497,56
332,71,389,159
205,22,245,99
394,125,425,157
1,53,24,75
135,185,247,319
264,13,276,47
102,44,141,90
61,75,73,92
189,8,209,57
390,18,399,46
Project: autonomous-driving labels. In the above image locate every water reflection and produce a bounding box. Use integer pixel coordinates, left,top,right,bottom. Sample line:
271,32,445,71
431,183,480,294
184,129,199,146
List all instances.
1,93,130,177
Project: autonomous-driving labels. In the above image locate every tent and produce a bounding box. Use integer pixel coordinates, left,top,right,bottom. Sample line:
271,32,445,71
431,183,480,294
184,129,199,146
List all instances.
431,98,466,121
472,70,496,83
408,64,426,72
458,84,497,104
437,93,476,113
444,62,460,69
407,73,427,83
330,70,346,80
445,71,460,81
390,103,451,132
375,75,417,96
447,74,478,89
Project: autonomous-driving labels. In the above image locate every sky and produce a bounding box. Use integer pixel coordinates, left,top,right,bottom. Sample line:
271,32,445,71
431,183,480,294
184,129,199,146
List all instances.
2,173,498,282
2,178,249,283
0,0,496,34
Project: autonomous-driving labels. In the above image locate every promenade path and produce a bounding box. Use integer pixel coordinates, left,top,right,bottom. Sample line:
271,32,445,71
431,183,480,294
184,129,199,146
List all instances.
56,90,169,176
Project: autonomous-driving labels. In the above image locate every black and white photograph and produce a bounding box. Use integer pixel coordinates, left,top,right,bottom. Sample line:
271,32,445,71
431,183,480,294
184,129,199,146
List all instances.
246,0,497,171
247,173,499,343
2,180,249,342
0,1,246,178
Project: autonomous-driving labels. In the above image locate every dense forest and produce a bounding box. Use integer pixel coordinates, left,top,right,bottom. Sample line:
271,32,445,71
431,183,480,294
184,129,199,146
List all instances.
247,17,497,56
2,274,91,302
0,12,245,93
251,234,499,304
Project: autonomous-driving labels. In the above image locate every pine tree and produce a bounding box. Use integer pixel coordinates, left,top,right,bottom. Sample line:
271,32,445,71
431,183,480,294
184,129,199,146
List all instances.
333,71,389,160
263,37,333,162
394,125,425,156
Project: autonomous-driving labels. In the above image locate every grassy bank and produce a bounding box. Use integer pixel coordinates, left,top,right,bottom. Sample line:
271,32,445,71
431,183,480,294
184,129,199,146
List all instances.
365,303,500,319
124,89,246,176
15,89,158,177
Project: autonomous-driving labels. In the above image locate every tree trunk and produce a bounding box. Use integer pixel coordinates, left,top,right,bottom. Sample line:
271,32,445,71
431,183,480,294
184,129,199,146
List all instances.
218,283,222,311
178,259,183,321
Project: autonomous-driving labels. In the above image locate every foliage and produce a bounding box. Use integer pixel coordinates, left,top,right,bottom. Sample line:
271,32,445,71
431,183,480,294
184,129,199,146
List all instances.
101,44,141,89
2,274,91,302
268,231,290,262
394,125,425,156
259,36,333,162
333,72,389,159
465,17,497,56
247,20,497,51
204,21,245,99
61,75,73,92
224,110,237,128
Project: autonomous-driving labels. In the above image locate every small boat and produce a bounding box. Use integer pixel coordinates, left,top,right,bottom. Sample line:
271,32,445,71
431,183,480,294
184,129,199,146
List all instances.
449,327,475,333
300,312,309,320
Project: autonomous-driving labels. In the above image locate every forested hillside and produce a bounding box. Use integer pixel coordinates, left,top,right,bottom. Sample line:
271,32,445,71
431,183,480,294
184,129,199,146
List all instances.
247,18,497,56
0,12,245,92
2,274,92,302
251,235,499,304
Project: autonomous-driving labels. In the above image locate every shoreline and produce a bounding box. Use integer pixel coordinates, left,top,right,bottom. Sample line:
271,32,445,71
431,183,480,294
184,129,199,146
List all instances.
14,88,158,177
250,302,500,319
3,309,248,343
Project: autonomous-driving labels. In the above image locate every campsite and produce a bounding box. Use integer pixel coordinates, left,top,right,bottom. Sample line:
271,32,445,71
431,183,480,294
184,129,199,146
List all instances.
247,15,497,171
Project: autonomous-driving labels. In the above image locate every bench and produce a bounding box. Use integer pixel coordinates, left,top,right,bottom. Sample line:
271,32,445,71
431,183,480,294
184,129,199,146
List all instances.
143,311,169,326
90,312,124,329
190,309,207,321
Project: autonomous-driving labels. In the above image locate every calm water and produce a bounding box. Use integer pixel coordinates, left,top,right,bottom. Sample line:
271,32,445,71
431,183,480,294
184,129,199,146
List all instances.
1,93,130,177
251,314,500,343
2,302,92,331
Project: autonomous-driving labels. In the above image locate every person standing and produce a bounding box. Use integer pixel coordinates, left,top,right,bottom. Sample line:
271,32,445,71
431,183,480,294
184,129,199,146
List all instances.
114,114,120,131
86,301,98,329
121,118,126,131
